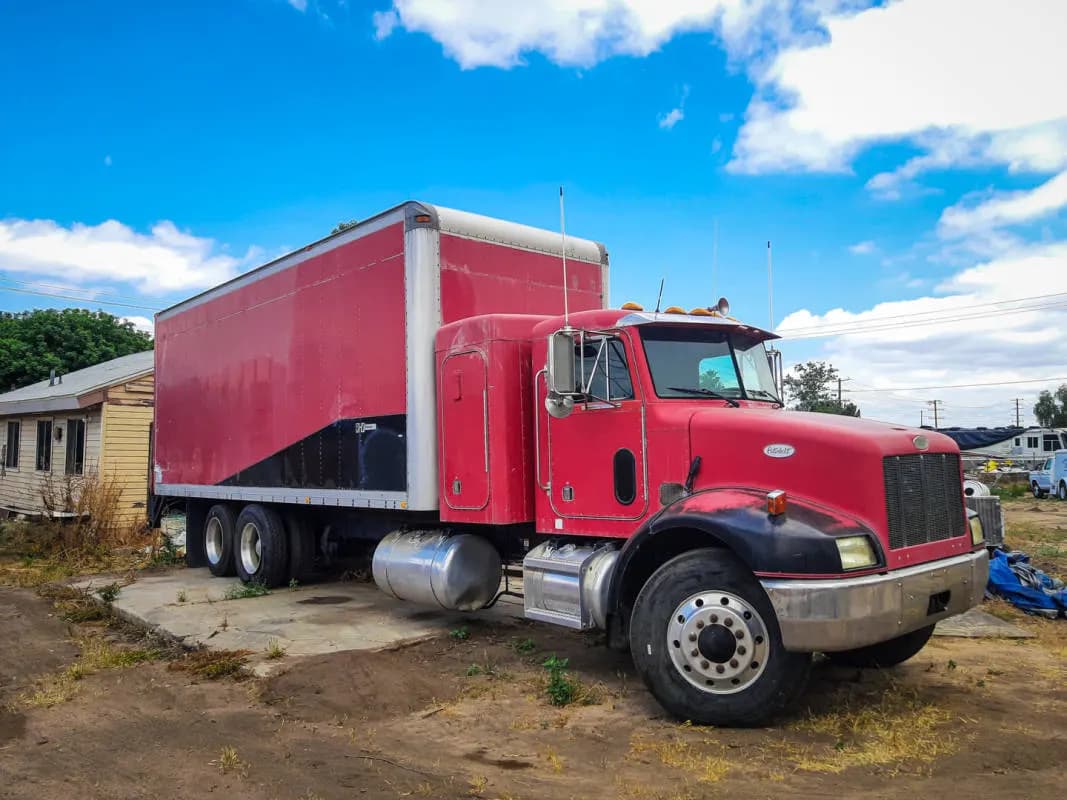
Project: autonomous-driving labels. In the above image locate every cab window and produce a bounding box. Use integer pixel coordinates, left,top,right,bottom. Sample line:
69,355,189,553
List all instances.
574,336,634,402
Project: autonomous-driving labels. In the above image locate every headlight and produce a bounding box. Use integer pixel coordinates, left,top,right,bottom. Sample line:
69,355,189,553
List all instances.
970,515,984,546
836,535,877,570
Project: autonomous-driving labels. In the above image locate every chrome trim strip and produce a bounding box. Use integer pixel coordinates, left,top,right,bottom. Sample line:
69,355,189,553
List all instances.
404,225,442,511
155,483,408,510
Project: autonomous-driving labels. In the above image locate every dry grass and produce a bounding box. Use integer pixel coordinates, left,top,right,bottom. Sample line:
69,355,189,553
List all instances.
168,649,251,680
0,470,177,588
265,638,287,660
786,681,957,774
628,732,731,784
214,745,248,776
18,634,159,708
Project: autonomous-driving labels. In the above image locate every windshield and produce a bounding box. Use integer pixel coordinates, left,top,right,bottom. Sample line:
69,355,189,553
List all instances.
640,326,781,403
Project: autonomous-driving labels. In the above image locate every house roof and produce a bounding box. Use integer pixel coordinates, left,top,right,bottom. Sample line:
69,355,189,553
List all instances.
0,351,154,416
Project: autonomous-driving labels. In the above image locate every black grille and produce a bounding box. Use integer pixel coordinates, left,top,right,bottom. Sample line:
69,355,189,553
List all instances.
883,453,966,550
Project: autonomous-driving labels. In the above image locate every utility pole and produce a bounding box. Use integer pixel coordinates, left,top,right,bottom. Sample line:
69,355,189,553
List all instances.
927,400,942,429
920,409,925,427
1014,398,1023,428
837,377,851,406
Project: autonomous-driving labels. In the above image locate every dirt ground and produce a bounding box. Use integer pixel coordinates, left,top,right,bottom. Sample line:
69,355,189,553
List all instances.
2,502,1067,800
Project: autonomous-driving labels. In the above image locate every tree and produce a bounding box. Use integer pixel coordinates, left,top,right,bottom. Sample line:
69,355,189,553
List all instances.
0,309,153,391
1034,385,1067,427
331,220,358,235
782,360,860,417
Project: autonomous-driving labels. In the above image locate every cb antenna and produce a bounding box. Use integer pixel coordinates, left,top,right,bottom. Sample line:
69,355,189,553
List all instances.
655,277,665,313
767,239,774,330
559,186,570,327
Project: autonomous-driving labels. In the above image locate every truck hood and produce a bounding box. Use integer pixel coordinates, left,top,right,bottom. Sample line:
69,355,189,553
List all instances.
687,407,960,540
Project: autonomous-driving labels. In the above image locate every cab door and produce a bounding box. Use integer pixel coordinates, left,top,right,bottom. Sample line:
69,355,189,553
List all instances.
440,350,490,510
545,333,647,522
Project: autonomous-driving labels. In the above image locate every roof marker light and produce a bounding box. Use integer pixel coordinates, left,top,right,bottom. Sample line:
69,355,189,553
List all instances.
621,301,644,311
689,308,712,316
664,306,686,314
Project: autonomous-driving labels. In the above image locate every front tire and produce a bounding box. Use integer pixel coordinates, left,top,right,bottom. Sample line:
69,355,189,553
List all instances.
629,548,811,727
204,504,237,577
1033,482,1044,499
827,624,934,668
234,504,290,588
1059,482,1067,501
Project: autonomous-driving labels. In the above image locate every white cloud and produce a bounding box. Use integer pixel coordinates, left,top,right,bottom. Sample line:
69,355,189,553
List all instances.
659,83,690,130
287,0,308,10
370,0,812,70
730,0,1067,188
0,218,254,295
938,171,1067,239
777,240,1067,426
372,9,399,39
711,137,723,154
121,316,154,335
848,240,875,255
659,108,684,130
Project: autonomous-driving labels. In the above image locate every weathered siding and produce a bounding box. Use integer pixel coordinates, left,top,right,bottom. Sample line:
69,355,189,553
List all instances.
99,375,154,525
0,410,103,513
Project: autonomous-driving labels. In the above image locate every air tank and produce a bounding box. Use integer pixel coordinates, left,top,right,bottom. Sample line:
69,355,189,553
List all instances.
372,530,502,611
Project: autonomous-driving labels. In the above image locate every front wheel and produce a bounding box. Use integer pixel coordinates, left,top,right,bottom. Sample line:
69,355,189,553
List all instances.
826,624,934,668
1059,482,1067,501
629,549,811,727
1033,482,1044,499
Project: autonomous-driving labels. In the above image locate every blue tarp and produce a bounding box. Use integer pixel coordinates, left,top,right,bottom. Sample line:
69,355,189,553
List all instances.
931,426,1024,451
987,549,1067,618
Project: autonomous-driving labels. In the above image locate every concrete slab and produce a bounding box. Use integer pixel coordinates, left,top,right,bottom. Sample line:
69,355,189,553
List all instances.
933,607,1035,639
73,568,525,675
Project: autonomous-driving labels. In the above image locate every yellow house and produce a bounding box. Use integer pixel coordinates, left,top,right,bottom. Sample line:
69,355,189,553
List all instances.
0,351,154,525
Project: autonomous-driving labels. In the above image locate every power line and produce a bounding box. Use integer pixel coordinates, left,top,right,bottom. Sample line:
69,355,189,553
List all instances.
778,290,1067,337
0,284,160,312
847,376,1067,393
780,300,1067,340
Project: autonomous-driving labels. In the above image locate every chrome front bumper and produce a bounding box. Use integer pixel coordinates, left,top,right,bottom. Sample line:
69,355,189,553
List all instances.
760,549,989,653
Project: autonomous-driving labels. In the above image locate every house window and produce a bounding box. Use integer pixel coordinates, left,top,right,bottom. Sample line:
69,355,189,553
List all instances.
1043,434,1060,452
1027,436,1039,449
4,421,19,469
66,418,86,475
1014,438,1021,446
35,420,52,471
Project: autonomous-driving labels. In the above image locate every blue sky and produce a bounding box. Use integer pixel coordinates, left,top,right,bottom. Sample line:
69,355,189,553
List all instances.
1,0,1065,426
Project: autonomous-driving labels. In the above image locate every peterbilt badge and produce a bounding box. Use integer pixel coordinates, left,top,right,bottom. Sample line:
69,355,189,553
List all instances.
763,443,796,458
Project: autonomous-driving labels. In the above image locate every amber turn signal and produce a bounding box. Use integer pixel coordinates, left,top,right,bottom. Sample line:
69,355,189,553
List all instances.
621,301,644,310
767,489,787,516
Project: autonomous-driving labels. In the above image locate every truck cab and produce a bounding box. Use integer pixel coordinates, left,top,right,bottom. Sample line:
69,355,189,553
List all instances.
1031,452,1067,499
434,303,988,726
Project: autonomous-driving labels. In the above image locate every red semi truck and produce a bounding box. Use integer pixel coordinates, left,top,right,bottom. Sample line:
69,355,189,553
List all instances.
153,201,989,725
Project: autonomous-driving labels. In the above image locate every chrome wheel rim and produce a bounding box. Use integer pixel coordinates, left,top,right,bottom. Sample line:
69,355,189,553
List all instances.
240,522,262,576
205,518,224,566
667,590,770,695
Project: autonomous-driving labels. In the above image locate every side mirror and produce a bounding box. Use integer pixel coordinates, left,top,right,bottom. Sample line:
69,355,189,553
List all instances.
547,330,577,395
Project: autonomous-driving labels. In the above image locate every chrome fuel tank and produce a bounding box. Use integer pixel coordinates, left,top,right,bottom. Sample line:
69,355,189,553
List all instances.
372,530,502,611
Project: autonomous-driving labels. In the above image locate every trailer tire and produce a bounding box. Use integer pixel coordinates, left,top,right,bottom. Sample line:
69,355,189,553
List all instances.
234,504,290,588
826,624,934,669
204,504,237,577
284,511,316,583
628,548,811,727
